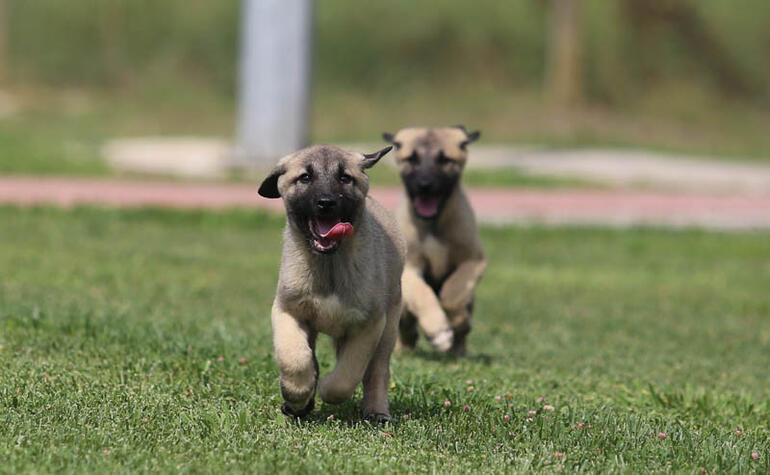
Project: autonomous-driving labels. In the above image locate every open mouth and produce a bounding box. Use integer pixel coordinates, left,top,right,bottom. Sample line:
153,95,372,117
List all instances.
308,216,354,254
413,195,442,219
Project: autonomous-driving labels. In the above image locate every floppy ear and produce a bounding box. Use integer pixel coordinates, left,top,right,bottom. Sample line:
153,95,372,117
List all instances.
258,165,285,198
361,145,393,169
460,129,481,150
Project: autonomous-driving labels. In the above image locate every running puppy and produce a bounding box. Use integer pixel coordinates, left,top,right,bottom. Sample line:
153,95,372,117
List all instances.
258,144,405,422
382,126,486,356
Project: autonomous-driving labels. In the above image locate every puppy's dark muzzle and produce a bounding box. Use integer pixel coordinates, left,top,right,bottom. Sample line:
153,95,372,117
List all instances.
414,176,437,195
316,195,338,214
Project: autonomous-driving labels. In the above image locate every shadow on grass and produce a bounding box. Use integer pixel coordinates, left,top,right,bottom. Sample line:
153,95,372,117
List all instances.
278,379,469,428
404,347,494,366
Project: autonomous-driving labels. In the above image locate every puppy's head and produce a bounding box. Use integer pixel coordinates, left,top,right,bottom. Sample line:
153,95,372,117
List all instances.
383,126,480,220
258,144,392,254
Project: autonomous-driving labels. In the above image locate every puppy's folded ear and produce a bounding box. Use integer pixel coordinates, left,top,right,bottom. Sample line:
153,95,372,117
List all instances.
361,145,393,169
258,165,285,198
460,129,481,150
382,132,401,150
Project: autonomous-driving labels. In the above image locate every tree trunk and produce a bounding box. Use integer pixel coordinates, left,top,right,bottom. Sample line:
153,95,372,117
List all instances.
0,0,7,85
546,0,582,107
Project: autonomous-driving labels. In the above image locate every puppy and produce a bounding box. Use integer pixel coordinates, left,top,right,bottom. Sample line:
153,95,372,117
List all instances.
382,126,487,356
258,144,405,422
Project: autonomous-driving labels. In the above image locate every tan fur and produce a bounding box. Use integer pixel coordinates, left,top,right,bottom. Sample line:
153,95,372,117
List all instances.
387,127,487,356
263,145,405,421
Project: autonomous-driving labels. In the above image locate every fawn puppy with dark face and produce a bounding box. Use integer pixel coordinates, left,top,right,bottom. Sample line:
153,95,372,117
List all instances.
258,144,405,422
382,126,487,356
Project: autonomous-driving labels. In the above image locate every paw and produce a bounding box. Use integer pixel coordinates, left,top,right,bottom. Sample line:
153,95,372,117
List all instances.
281,397,315,418
428,328,453,352
363,411,394,424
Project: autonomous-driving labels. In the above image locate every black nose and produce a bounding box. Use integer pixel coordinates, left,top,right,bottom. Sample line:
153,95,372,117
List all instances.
417,178,433,193
316,196,337,211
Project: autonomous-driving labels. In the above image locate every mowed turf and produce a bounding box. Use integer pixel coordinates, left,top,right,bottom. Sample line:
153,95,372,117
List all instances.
0,206,768,472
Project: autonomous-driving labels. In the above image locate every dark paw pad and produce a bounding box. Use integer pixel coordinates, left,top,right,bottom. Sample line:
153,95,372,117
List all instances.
281,398,315,418
364,412,394,424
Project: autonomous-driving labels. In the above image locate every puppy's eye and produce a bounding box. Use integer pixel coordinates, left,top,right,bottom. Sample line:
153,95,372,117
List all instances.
406,153,418,165
339,173,353,184
437,153,452,165
298,173,312,184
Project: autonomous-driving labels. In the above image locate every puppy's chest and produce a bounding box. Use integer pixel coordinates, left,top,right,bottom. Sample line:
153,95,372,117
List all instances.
420,234,451,280
308,294,368,337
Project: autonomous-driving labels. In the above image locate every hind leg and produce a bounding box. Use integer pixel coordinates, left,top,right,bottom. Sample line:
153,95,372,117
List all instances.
447,297,474,357
362,302,399,422
396,310,419,351
318,315,385,405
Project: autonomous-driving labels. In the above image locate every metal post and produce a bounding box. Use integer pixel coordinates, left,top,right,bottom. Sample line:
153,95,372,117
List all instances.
236,0,312,166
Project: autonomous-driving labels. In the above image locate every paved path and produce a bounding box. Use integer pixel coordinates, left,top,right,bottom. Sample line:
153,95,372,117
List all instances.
2,176,769,230
468,147,770,193
105,138,770,193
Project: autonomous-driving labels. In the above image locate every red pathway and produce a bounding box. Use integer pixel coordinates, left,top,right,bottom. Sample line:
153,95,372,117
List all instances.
1,176,769,230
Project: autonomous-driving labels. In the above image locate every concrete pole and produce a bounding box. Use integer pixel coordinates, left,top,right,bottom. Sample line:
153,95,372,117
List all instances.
236,0,312,167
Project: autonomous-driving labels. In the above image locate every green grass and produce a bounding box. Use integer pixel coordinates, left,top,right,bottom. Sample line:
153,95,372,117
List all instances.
0,85,235,176
1,206,769,472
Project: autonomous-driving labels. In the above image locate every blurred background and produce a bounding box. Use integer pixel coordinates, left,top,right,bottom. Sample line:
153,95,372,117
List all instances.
1,0,770,179
3,3,770,470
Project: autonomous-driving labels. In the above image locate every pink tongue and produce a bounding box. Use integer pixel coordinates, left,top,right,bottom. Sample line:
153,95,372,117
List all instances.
414,196,440,217
321,222,354,240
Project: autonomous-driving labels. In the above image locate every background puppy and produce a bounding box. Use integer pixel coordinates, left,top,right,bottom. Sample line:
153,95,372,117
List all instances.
258,144,405,423
383,126,487,356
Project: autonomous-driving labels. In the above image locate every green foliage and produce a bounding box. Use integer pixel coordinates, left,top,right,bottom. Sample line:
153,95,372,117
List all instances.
3,0,770,166
7,0,239,92
1,207,769,472
315,0,547,91
6,0,770,102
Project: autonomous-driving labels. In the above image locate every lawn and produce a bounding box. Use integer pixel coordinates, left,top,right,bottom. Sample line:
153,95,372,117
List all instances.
1,206,768,472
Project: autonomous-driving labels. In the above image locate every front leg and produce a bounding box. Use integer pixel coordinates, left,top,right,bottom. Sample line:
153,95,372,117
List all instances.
318,315,385,405
401,266,453,351
439,259,487,356
271,301,318,417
